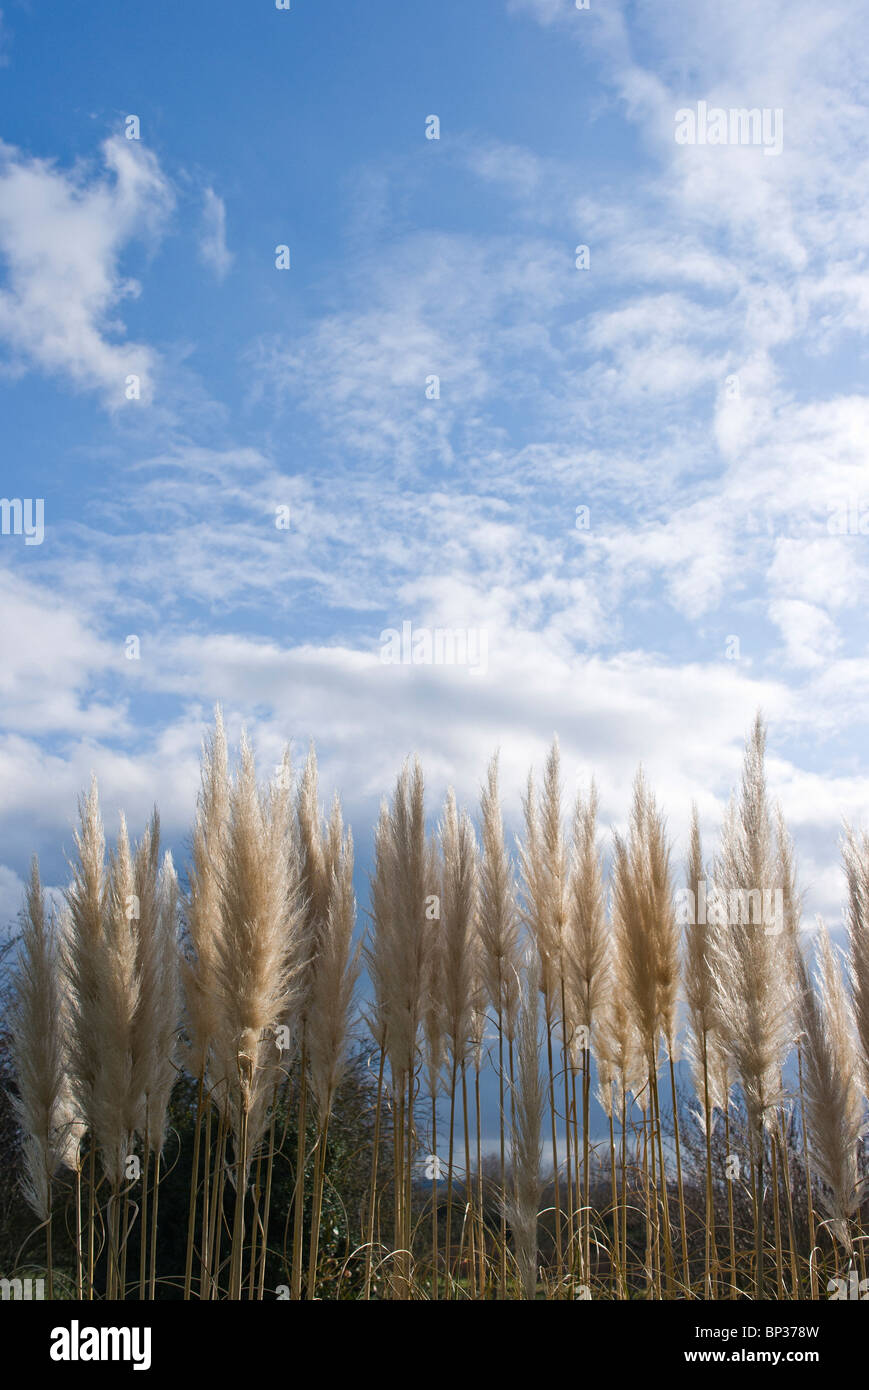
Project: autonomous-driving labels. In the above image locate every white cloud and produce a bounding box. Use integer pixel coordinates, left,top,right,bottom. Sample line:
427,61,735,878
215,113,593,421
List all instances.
199,187,232,280
0,9,10,69
1,0,868,945
768,538,863,611
246,232,572,471
769,598,841,669
0,569,126,735
0,135,173,404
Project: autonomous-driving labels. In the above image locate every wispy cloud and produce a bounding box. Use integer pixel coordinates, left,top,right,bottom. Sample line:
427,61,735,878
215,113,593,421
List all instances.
2,0,869,937
199,187,233,281
0,9,11,69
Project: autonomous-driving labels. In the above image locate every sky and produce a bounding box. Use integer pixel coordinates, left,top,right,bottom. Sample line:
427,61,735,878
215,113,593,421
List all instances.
1,0,869,981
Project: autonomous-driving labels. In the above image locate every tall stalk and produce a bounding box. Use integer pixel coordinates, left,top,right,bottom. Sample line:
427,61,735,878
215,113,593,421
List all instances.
291,1049,308,1299
797,1044,818,1299
363,1046,386,1300
256,1080,281,1300
306,1117,330,1298
724,1106,737,1298
478,754,520,1298
184,1072,205,1300
445,1060,458,1296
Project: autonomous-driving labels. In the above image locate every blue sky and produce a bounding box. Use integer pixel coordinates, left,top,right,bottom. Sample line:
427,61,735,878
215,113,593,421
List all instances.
2,0,869,1001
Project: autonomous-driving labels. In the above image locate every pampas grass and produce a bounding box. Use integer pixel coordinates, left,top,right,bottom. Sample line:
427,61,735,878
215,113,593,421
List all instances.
365,758,431,1296
844,825,869,1095
506,952,544,1300
612,770,679,1293
711,714,794,1296
141,845,180,1299
63,776,109,1298
518,740,569,1284
290,746,330,1299
182,707,229,1300
567,779,611,1282
478,754,520,1296
8,708,869,1302
796,922,865,1255
362,800,394,1299
305,800,360,1296
682,805,726,1295
439,788,479,1296
211,731,302,1298
9,858,81,1298
597,984,644,1296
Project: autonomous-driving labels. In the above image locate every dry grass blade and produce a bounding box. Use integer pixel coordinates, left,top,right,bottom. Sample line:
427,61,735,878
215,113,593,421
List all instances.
796,922,865,1254
843,825,869,1099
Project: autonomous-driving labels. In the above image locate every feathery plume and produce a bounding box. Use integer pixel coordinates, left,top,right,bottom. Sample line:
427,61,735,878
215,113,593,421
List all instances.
440,789,479,1070
212,731,299,1157
711,716,792,1136
307,805,361,1121
611,771,675,1065
295,745,331,1045
63,776,108,1142
518,744,567,1016
843,826,869,1098
183,708,229,1085
149,851,180,1154
567,779,611,1051
422,834,445,1103
682,805,731,1127
597,984,644,1112
10,859,79,1220
478,754,521,1047
364,801,394,1059
131,816,179,1156
796,923,865,1251
381,758,430,1089
683,807,715,1055
98,813,141,1189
